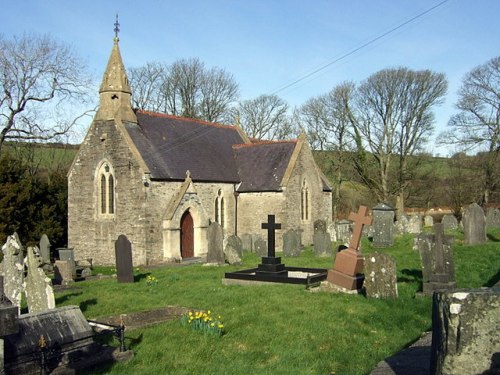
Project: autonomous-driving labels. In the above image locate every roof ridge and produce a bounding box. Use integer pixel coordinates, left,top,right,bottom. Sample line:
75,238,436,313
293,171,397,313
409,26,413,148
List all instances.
136,110,238,130
233,139,298,149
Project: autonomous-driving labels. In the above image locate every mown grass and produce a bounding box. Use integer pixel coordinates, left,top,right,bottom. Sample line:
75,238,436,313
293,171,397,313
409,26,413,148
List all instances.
56,229,500,375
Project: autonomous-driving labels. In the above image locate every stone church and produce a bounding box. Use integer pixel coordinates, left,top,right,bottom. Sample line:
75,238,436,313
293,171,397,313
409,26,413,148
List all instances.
67,36,332,265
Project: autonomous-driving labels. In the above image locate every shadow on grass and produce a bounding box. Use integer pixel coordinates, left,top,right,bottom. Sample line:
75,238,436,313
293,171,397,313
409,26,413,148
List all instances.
80,298,98,312
55,291,83,305
487,233,500,242
398,269,423,283
485,270,500,288
127,333,144,350
134,272,150,282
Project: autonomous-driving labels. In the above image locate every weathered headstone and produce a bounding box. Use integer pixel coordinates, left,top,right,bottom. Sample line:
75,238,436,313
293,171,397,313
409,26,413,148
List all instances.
314,219,327,233
240,233,253,253
408,215,423,234
24,246,55,313
253,237,267,257
335,220,352,244
416,223,456,295
424,215,434,228
327,206,373,290
224,235,243,265
54,260,74,285
441,214,458,231
313,231,332,257
462,203,486,245
114,235,134,283
363,252,398,299
39,234,51,265
486,207,500,228
1,234,24,311
328,223,338,242
430,288,500,375
283,229,301,257
394,214,409,235
372,203,395,248
207,222,224,264
58,247,76,278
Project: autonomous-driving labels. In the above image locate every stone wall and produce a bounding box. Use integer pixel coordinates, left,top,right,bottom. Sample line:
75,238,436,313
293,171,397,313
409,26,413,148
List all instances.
68,119,149,265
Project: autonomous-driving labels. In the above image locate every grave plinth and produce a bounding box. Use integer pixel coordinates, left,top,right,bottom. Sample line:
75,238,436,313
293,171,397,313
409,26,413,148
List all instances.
327,206,372,291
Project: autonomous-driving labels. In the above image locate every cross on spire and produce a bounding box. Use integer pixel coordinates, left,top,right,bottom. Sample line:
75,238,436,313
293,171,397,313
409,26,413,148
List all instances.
348,206,372,252
114,14,120,40
262,215,281,258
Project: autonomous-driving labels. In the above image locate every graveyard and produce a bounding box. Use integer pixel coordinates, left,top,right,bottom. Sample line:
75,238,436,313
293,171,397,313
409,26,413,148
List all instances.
1,224,496,375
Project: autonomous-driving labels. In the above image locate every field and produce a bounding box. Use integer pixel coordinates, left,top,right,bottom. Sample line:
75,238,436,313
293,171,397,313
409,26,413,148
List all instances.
55,229,500,375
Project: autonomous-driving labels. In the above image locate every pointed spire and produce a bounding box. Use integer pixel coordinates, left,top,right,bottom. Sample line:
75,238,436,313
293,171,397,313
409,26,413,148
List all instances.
95,15,137,123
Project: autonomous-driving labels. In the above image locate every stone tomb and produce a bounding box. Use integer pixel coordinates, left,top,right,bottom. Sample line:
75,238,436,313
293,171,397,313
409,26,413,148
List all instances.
224,215,327,285
430,288,500,375
327,206,373,291
115,235,134,283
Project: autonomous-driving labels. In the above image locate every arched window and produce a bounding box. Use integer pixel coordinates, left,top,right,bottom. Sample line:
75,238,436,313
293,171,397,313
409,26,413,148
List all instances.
301,180,309,221
215,189,225,228
98,162,115,217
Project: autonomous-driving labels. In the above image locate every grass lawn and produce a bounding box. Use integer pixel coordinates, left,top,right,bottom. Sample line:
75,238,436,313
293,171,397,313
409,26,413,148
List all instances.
56,229,500,375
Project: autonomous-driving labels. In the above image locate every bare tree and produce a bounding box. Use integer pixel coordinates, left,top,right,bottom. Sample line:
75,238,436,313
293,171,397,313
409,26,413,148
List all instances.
128,62,167,112
299,82,356,219
350,67,447,214
199,66,239,123
439,56,500,204
0,33,92,153
236,94,294,140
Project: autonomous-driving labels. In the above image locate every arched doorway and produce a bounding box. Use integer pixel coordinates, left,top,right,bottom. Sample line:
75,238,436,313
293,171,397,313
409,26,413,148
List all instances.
180,210,194,258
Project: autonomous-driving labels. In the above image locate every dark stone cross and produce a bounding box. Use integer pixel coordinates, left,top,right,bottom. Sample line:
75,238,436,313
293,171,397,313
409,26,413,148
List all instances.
262,215,281,258
348,206,373,252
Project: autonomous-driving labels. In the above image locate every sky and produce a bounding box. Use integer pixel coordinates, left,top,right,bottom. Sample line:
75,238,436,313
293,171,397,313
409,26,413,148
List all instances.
3,0,499,155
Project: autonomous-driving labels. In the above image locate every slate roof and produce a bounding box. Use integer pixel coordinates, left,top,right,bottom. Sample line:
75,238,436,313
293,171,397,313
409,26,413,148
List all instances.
233,141,297,192
122,111,329,192
125,111,244,182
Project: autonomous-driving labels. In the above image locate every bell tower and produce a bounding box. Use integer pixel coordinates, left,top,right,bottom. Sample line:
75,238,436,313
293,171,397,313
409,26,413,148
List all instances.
95,15,137,123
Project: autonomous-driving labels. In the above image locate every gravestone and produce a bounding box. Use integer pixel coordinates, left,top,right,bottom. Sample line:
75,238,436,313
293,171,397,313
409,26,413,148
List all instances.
39,234,51,265
424,215,434,228
363,252,398,299
430,288,500,375
335,220,352,244
328,223,337,242
283,229,301,257
255,215,287,278
486,207,500,228
394,214,409,235
372,203,395,248
1,234,24,311
253,236,267,257
407,215,422,234
441,214,458,231
114,235,134,283
207,222,224,264
58,247,76,278
24,246,55,313
313,220,332,257
54,260,74,285
240,233,253,253
416,223,456,295
224,235,243,265
462,203,486,245
0,275,19,375
327,206,373,290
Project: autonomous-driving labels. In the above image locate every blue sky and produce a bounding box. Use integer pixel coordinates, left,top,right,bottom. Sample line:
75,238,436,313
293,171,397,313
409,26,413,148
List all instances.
3,0,499,155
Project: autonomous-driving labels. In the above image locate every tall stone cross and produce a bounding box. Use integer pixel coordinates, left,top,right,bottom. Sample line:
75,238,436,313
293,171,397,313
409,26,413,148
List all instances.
262,215,281,258
348,206,373,252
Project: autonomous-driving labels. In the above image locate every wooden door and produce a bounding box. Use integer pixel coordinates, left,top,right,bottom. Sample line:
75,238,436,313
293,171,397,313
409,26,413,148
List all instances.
180,211,194,258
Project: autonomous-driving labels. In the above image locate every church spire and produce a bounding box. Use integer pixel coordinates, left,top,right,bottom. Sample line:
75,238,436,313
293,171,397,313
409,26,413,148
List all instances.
95,15,137,123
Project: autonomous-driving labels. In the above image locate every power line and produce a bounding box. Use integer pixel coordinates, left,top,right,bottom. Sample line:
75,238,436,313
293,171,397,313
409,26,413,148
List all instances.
271,0,450,96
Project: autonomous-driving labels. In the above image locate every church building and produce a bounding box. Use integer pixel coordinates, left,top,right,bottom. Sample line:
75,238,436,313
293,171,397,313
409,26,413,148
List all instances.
67,36,332,265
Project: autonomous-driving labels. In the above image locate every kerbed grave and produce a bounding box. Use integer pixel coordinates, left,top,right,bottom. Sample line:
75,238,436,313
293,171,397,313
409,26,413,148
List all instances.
224,215,328,286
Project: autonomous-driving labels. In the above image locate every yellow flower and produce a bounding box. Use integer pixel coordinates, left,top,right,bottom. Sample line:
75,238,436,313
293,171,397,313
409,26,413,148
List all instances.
218,324,224,329
188,311,192,316
207,310,211,315
210,323,215,327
